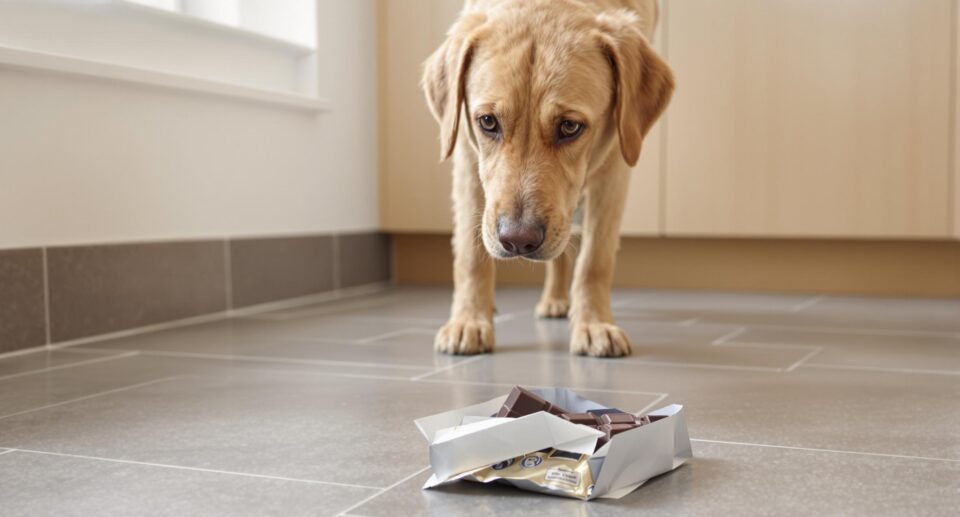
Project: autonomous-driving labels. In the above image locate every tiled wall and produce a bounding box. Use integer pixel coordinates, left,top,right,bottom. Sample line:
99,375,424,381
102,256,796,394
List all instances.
0,232,391,354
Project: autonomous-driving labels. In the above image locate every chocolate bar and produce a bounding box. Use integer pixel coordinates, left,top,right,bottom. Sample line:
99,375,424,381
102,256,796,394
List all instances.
496,386,569,418
495,386,662,452
599,412,637,425
560,412,601,426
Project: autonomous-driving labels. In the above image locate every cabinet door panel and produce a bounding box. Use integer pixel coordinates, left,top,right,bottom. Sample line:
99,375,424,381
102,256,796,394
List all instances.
379,0,459,232
665,0,953,238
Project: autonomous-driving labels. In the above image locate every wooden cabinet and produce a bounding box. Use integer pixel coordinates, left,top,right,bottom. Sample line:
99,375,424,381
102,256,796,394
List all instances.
379,0,957,240
378,0,459,232
664,0,954,238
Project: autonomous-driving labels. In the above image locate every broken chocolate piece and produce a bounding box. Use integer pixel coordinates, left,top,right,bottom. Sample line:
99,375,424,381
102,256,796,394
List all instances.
560,412,600,426
599,412,638,426
496,386,569,418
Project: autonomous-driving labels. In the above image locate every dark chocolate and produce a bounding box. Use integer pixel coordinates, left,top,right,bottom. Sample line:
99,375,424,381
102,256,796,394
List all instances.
496,386,569,418
599,412,638,426
561,412,601,426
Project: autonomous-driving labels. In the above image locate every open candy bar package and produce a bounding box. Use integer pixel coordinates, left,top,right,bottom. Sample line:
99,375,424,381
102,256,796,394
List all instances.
414,386,692,500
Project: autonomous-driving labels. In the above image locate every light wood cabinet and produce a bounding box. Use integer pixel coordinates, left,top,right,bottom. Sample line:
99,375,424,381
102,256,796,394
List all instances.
664,0,954,238
380,0,958,241
378,0,459,233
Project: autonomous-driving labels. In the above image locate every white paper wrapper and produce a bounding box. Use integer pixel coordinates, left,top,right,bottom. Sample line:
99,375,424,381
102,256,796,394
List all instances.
414,387,692,500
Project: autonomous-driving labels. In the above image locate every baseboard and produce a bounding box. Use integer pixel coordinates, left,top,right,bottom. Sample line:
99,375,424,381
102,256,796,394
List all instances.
392,234,960,297
0,232,393,355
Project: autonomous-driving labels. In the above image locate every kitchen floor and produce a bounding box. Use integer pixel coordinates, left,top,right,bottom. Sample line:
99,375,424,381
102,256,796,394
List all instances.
1,287,958,516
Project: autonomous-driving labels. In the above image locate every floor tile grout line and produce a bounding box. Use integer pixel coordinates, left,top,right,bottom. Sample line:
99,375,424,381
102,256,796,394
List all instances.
0,449,15,457
719,341,820,351
409,355,486,381
722,322,960,340
0,376,182,421
6,448,384,491
790,294,826,313
223,239,234,311
690,439,960,463
41,247,52,346
635,393,669,415
784,346,824,372
711,326,747,346
334,466,432,516
0,351,139,382
613,359,783,373
801,362,960,376
355,328,436,345
413,376,668,398
70,348,433,372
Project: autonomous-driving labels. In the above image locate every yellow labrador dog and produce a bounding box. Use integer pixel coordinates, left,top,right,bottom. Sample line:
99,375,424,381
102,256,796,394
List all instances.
423,0,673,357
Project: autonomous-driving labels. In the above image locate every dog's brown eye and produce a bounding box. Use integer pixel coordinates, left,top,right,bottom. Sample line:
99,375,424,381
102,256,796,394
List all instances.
558,120,583,140
478,115,499,134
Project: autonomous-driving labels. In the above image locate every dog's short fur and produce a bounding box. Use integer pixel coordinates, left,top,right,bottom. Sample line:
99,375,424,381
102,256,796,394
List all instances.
423,0,674,356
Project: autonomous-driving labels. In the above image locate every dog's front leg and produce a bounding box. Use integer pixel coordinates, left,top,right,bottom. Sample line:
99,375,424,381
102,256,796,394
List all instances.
536,252,572,319
435,148,496,355
569,162,632,357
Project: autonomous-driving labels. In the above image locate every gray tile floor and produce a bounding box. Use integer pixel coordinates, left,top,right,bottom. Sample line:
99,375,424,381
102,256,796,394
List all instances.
1,287,958,516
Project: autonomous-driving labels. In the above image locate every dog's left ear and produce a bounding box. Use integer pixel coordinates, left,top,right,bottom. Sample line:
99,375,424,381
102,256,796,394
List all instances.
597,10,675,167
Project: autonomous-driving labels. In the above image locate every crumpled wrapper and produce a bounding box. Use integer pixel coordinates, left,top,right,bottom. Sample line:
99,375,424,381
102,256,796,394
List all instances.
415,387,692,500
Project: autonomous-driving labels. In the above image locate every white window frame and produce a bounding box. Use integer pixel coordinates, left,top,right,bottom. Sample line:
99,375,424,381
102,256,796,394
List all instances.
0,0,328,112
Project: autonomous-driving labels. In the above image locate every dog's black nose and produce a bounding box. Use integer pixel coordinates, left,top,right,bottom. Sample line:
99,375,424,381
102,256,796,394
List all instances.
497,220,545,256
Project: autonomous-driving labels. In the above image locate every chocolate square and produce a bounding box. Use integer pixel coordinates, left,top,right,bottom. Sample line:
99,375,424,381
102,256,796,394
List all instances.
496,386,568,418
599,412,638,426
561,413,601,426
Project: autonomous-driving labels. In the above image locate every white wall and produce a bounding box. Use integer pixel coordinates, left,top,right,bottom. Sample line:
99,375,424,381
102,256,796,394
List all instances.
0,0,378,248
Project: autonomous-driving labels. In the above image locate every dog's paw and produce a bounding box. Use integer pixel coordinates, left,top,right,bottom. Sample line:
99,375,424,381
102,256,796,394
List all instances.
435,317,495,355
535,297,570,319
570,322,632,357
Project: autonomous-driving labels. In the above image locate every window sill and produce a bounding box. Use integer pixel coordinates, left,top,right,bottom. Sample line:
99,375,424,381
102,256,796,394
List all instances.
110,0,316,56
0,46,330,112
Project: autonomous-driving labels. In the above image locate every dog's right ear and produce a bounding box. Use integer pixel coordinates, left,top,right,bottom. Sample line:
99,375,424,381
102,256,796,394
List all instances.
422,12,486,161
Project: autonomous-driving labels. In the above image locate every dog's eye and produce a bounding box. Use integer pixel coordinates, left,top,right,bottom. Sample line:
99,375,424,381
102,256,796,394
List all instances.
558,120,584,141
478,115,500,135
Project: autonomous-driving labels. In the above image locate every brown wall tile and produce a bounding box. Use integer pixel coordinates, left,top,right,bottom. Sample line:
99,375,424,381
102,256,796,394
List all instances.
338,233,391,288
0,249,46,353
47,241,227,342
229,236,334,308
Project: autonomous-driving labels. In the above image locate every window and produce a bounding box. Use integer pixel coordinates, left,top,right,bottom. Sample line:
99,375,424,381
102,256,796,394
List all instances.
0,0,323,109
127,0,316,48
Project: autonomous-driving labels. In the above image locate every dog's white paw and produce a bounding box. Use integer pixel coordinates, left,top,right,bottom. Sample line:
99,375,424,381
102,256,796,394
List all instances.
435,317,494,355
570,322,632,357
535,297,569,319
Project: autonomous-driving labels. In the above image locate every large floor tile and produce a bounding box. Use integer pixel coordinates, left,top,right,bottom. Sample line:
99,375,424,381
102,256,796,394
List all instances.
494,318,811,370
0,450,374,517
0,349,129,380
0,369,661,488
732,327,960,373
424,352,960,460
0,371,468,486
800,296,960,333
351,441,960,516
618,290,817,316
0,354,426,419
85,316,432,352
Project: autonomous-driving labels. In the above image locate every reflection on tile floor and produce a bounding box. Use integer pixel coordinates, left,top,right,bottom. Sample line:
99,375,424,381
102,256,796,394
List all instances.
1,287,958,516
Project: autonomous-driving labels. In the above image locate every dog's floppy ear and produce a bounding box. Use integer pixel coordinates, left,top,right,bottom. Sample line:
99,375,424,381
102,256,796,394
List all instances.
597,10,675,167
422,12,486,161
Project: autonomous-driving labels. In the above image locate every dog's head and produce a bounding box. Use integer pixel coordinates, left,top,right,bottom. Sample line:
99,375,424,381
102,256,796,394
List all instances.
423,1,673,261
